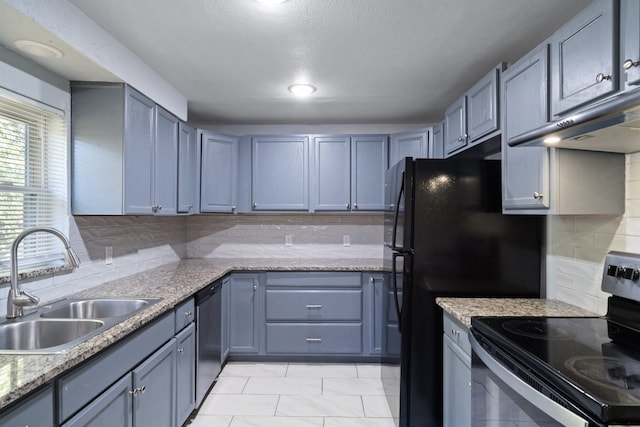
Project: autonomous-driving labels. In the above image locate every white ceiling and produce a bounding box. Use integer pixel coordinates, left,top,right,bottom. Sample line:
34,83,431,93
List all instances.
1,0,592,126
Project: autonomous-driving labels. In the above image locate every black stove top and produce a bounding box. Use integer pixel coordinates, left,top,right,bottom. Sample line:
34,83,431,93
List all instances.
472,315,640,423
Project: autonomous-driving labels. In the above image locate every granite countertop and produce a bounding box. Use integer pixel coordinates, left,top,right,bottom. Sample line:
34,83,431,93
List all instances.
436,297,598,328
0,257,382,411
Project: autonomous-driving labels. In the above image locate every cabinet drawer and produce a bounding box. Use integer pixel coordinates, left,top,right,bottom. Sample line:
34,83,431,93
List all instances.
443,313,470,356
266,323,362,354
265,272,361,288
265,289,362,321
175,297,195,333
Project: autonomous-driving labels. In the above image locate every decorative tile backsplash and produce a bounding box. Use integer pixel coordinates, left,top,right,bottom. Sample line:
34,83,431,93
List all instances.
547,153,639,314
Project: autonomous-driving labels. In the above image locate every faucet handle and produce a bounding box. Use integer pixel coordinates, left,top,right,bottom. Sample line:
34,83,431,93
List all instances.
13,290,40,307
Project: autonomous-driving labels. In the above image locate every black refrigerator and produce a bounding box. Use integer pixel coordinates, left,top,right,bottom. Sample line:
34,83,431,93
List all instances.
382,158,542,427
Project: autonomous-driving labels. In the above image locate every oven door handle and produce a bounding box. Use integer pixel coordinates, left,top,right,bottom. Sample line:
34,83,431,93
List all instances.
469,333,590,427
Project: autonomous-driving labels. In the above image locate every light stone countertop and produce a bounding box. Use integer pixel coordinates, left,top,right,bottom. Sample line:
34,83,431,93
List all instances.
0,258,382,411
436,297,598,329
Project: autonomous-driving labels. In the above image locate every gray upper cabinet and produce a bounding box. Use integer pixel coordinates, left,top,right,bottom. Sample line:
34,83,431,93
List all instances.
444,65,502,157
443,95,467,155
621,0,640,89
389,129,429,167
431,122,444,159
153,106,179,216
550,0,619,117
313,136,351,211
200,132,238,213
71,83,182,215
351,135,388,211
502,42,552,211
177,123,198,214
252,136,309,211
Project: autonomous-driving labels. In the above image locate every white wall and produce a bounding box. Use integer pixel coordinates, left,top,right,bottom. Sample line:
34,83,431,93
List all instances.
547,153,640,314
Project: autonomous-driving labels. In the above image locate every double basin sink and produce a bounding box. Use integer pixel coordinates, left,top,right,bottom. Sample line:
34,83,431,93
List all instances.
0,298,160,354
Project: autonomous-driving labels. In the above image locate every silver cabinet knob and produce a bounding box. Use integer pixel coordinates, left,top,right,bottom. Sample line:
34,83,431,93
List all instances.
178,348,184,353
533,192,544,200
188,204,193,211
624,59,640,70
370,277,375,284
346,203,350,210
596,73,611,83
231,205,237,212
353,203,358,209
451,329,459,336
252,202,257,209
185,310,192,318
253,284,257,291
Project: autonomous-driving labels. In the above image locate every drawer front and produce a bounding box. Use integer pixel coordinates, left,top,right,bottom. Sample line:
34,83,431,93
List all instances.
443,313,470,356
265,272,361,288
266,323,362,354
266,289,362,321
175,297,195,333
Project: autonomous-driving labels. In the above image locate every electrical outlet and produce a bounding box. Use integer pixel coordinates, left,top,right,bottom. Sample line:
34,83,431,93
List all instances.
105,246,113,265
285,234,293,246
343,235,351,247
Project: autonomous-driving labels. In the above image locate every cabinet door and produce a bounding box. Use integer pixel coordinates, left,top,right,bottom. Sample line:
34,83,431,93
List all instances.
124,86,155,214
221,277,230,362
443,334,471,427
467,68,499,141
313,136,351,211
132,339,177,427
389,130,428,167
551,0,618,117
365,273,384,356
431,122,444,159
200,132,238,213
176,323,196,427
443,95,467,155
154,106,179,215
178,123,197,214
63,375,133,427
229,274,261,354
503,145,550,211
621,0,640,89
503,43,550,145
252,136,309,211
351,135,388,211
1,385,54,427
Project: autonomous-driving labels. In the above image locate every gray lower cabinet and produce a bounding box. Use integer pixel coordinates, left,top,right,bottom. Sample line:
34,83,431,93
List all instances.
442,312,471,427
229,273,262,354
550,0,618,117
176,323,196,426
0,384,53,427
62,374,133,427
364,273,384,356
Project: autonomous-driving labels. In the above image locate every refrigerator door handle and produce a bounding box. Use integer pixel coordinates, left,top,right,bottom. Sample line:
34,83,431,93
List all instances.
392,252,403,333
391,172,405,252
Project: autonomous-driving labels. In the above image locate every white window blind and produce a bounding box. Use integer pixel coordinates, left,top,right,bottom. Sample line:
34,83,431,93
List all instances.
0,91,68,276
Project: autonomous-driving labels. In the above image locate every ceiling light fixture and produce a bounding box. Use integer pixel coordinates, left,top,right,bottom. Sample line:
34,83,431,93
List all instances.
288,84,316,96
543,136,561,145
255,0,287,4
15,40,64,59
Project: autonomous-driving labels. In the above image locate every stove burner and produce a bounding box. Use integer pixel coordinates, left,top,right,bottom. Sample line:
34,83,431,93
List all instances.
502,319,572,340
565,356,640,401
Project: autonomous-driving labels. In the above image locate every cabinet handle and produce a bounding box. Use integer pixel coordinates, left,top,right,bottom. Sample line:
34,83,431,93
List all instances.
370,277,375,284
624,59,640,70
185,310,192,318
306,338,322,343
157,205,162,211
138,386,146,394
451,329,460,336
346,203,350,210
353,203,358,209
306,304,322,309
128,389,137,396
533,192,544,200
596,73,611,83
252,202,257,209
188,204,193,211
253,284,257,291
231,205,237,212
468,382,472,389
178,348,184,353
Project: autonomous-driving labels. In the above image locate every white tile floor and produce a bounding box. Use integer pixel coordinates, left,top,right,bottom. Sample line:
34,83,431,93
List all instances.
185,362,395,427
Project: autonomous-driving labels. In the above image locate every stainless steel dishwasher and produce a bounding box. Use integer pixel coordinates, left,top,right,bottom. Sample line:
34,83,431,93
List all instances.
195,280,222,408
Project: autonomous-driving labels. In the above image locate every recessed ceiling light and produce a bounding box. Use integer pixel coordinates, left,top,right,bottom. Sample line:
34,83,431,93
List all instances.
288,84,316,96
255,0,287,4
15,40,64,59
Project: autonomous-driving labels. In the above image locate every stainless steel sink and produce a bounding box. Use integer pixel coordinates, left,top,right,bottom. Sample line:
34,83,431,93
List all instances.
0,319,104,353
0,297,160,354
40,298,151,319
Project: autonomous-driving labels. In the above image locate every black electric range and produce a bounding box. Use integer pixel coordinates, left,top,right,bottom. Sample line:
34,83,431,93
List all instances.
471,252,640,426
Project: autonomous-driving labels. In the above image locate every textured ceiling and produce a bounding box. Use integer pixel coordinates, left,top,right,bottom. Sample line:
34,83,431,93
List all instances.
2,0,592,125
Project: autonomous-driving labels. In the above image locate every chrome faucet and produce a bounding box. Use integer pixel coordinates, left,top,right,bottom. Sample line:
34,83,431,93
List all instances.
7,227,80,319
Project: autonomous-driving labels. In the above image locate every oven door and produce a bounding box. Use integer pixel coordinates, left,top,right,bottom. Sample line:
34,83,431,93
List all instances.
470,332,597,427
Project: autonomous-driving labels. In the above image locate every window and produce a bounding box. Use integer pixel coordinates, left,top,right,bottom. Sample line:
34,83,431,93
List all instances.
0,91,68,276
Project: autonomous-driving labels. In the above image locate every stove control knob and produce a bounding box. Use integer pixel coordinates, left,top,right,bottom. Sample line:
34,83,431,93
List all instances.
607,265,623,277
624,267,640,281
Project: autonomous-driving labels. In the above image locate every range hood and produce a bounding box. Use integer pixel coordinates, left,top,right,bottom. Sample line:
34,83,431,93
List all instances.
508,88,640,153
